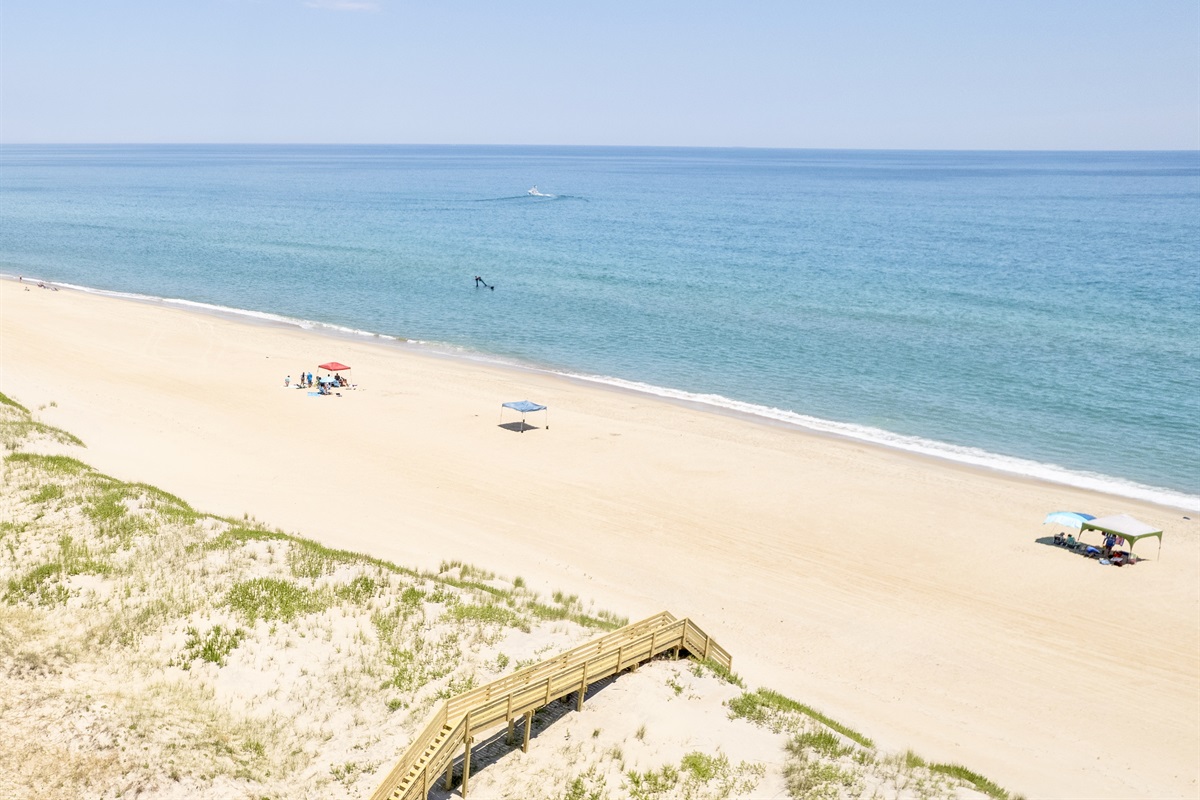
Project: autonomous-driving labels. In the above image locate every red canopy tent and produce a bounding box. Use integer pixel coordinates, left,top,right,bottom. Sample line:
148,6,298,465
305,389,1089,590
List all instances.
316,361,353,391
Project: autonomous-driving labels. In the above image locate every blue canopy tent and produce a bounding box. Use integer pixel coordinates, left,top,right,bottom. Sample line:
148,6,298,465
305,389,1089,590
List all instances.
1042,511,1096,529
500,400,548,433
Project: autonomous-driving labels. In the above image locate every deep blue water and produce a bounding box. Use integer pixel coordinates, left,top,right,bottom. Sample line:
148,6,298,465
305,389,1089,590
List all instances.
2,145,1198,506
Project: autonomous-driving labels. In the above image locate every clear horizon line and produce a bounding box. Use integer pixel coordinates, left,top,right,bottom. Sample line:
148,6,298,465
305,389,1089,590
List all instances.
2,141,1198,154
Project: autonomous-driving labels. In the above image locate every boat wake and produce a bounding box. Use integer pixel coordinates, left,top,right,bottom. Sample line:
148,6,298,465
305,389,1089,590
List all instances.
474,191,586,203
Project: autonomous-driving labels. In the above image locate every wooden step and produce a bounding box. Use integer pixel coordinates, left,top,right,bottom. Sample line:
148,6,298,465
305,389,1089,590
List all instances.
390,725,456,798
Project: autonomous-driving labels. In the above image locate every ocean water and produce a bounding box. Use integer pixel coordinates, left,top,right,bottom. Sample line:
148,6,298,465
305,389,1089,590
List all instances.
2,145,1198,507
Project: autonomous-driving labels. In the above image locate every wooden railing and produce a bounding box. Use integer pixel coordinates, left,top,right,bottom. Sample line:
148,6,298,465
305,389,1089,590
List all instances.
368,611,730,800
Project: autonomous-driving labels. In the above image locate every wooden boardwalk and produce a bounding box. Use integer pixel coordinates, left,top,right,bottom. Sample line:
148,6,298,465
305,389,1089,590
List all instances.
368,611,731,800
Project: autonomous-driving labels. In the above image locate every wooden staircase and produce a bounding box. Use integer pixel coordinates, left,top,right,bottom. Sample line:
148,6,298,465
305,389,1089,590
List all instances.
368,611,731,800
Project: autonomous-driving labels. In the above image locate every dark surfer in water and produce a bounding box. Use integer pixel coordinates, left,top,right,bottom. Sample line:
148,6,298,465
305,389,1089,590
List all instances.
474,276,495,291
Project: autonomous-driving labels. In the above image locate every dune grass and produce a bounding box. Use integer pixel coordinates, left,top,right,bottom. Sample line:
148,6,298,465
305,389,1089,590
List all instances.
0,394,632,798
0,393,1019,800
0,401,85,450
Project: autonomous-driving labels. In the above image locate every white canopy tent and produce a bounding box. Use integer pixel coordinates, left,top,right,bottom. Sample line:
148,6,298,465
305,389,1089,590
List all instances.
1080,513,1164,558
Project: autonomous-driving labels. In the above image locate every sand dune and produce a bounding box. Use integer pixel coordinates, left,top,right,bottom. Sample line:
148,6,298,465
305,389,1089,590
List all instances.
2,280,1196,798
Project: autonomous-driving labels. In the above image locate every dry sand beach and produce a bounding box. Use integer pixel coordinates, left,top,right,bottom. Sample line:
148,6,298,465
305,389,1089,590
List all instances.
2,280,1198,798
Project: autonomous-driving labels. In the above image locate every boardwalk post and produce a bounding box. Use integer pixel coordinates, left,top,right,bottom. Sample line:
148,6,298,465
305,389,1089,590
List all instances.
702,633,711,661
506,695,515,744
444,758,453,790
576,662,589,712
522,710,533,752
459,711,473,797
462,733,473,798
617,645,624,672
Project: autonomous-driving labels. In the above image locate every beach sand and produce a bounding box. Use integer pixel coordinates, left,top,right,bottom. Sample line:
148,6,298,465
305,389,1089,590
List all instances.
2,280,1197,799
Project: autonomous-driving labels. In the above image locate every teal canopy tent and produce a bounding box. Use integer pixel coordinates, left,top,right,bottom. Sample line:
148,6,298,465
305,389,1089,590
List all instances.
1043,511,1095,529
1080,513,1164,558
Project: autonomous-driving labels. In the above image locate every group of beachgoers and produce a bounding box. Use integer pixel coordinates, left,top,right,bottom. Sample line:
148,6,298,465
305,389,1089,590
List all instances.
284,371,350,395
18,276,58,292
1052,531,1135,566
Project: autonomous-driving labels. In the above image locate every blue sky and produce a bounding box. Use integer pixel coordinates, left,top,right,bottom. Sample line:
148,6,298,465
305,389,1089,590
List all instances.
2,1,1197,148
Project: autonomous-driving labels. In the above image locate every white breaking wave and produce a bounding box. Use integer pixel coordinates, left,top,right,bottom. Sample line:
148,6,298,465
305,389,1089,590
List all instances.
35,278,407,343
553,372,1200,512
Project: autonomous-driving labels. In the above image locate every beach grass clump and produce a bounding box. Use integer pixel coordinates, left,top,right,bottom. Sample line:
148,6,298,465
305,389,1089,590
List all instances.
226,577,330,624
680,751,722,781
729,688,874,747
202,526,289,551
527,591,628,631
561,766,608,800
5,451,91,476
446,599,524,628
5,534,114,606
0,402,85,450
789,729,854,760
624,763,679,798
122,481,198,524
926,763,1012,799
379,636,459,693
336,574,377,603
288,537,367,579
439,560,497,582
677,751,765,798
175,624,247,668
29,483,65,504
784,749,862,799
689,656,746,688
0,391,30,413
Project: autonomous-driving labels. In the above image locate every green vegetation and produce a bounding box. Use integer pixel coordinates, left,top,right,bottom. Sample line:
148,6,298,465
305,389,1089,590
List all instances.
625,764,679,798
621,752,764,800
176,624,247,667
29,484,65,504
690,656,745,688
0,391,31,412
226,578,330,624
202,526,289,551
5,534,113,605
0,391,1019,800
680,751,720,781
784,750,861,799
5,452,90,476
446,600,523,628
0,400,85,450
789,729,854,760
728,687,874,747
927,762,1014,799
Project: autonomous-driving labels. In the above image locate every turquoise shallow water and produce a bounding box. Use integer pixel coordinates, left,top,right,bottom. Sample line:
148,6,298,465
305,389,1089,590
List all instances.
2,145,1197,506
